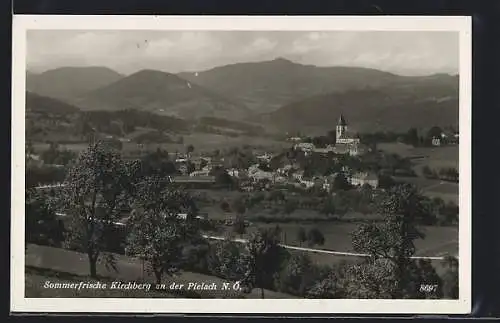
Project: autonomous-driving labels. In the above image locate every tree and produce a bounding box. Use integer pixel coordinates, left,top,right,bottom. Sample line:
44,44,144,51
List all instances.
405,128,419,147
140,149,176,177
41,142,60,164
25,189,65,247
241,228,290,299
186,161,196,174
283,198,298,215
61,141,135,278
307,228,325,247
307,270,344,299
350,183,428,298
26,140,35,158
427,126,443,141
126,175,199,285
220,200,231,212
232,197,247,215
441,256,459,299
232,215,246,237
378,173,395,190
320,197,336,217
422,165,434,178
268,189,285,203
332,173,350,191
207,239,246,281
277,253,321,296
296,227,307,247
211,166,234,188
327,130,337,144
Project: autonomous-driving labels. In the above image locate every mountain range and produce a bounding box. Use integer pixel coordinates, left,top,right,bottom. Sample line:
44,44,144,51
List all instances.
26,66,124,101
179,57,458,115
25,58,459,133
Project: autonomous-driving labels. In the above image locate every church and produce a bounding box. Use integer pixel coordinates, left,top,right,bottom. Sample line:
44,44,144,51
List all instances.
333,114,366,156
294,114,366,156
335,114,360,145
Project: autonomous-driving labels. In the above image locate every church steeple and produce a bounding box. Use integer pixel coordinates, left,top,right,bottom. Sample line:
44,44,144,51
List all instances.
337,114,347,126
336,114,347,140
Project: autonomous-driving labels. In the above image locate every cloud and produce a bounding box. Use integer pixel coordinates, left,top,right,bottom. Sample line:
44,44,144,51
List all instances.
26,30,459,76
243,37,277,54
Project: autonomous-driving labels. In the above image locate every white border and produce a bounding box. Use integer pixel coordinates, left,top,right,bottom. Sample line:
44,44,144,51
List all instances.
11,15,472,314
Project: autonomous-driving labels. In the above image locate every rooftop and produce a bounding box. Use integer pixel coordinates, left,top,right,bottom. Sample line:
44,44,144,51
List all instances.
352,172,378,181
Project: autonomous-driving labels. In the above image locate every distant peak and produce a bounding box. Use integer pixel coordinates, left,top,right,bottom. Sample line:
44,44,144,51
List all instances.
272,57,294,63
132,69,174,77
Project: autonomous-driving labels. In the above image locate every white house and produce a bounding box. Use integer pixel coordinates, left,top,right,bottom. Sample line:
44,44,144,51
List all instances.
432,137,442,146
189,170,210,177
294,142,315,152
292,170,304,181
350,172,379,188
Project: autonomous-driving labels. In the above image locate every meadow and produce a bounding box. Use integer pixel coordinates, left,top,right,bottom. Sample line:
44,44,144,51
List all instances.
378,142,459,170
222,221,458,257
25,244,296,299
32,133,290,155
394,176,458,203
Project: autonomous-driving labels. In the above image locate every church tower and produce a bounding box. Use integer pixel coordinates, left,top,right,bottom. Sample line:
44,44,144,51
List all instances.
336,114,347,140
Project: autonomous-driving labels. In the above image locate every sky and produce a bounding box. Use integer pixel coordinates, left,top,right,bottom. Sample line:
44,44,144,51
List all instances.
26,30,459,76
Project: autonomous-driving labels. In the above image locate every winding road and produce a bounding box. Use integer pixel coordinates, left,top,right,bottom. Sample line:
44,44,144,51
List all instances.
40,184,455,261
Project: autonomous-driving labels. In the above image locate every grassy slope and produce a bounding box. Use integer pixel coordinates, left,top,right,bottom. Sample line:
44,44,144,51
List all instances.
25,244,297,299
379,143,459,203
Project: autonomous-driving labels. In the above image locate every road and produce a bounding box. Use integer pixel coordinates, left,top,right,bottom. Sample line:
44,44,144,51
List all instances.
39,182,456,261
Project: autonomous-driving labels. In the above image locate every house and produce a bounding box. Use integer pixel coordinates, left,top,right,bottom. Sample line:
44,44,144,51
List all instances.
432,137,441,146
277,164,296,176
227,168,245,178
189,169,210,177
350,172,379,188
300,178,316,189
294,142,315,152
26,154,44,167
291,170,304,181
333,142,367,156
171,176,216,188
274,176,287,184
322,173,342,192
247,164,274,182
256,153,273,163
175,157,188,163
178,164,188,175
313,145,336,154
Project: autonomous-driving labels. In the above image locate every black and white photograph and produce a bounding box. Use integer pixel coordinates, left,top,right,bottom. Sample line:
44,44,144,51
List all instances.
11,15,471,314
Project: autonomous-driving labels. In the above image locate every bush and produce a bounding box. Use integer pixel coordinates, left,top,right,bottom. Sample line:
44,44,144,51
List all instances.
306,228,325,247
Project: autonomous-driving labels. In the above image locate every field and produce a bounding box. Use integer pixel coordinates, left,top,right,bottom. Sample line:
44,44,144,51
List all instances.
25,244,296,299
222,221,458,257
394,176,458,203
378,142,458,170
32,133,290,155
379,142,459,203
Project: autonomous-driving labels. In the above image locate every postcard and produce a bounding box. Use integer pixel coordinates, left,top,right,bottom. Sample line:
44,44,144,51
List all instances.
11,15,471,314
